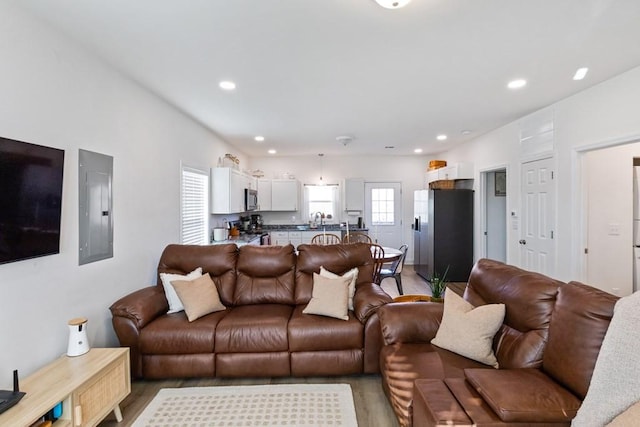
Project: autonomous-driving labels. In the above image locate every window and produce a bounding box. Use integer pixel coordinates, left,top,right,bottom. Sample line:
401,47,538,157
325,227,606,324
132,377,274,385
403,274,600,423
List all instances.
180,165,209,245
371,188,395,225
304,185,339,223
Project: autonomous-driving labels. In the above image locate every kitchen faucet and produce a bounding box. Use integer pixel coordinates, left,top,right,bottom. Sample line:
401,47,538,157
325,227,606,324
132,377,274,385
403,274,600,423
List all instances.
312,211,324,226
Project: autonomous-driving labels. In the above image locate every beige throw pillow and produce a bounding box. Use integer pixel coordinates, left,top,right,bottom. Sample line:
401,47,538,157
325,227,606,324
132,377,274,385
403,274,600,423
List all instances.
303,273,351,320
431,290,505,368
320,266,358,310
171,273,226,322
160,267,203,313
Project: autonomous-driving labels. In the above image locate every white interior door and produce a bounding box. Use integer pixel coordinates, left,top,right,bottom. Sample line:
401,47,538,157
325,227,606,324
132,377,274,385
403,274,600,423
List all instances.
520,157,556,275
364,182,402,248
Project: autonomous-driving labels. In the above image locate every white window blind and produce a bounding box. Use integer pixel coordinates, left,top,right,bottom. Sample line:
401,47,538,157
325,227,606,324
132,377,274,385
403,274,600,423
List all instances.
180,166,209,245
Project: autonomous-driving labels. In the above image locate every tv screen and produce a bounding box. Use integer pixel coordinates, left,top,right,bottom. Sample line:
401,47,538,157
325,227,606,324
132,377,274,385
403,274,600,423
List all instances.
0,137,64,264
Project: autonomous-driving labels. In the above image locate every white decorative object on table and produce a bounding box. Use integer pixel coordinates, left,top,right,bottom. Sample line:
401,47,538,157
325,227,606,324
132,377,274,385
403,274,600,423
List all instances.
67,317,90,357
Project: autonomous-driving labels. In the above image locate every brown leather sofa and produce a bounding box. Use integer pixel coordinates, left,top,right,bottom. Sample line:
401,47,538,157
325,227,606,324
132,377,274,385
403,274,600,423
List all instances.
379,258,619,427
110,242,392,379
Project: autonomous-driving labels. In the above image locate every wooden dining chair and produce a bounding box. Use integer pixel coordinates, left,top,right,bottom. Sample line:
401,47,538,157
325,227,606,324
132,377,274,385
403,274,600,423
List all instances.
343,232,372,244
378,244,409,295
369,243,385,285
311,233,341,245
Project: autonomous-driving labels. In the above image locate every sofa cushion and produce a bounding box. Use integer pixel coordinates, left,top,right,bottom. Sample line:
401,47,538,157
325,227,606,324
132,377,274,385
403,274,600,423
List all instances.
157,243,238,306
295,243,374,305
171,273,227,322
302,273,351,320
159,267,202,314
465,368,581,422
289,305,363,351
543,281,618,400
465,258,562,369
215,304,292,353
320,266,358,310
139,311,223,354
233,244,296,305
571,288,636,427
380,342,490,427
431,291,505,368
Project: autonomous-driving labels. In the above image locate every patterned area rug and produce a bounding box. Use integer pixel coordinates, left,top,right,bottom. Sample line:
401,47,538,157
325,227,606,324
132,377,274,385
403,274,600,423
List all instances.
132,383,358,427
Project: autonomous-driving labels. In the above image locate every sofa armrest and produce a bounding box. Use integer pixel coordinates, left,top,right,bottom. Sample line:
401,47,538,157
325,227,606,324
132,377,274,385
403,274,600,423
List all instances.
379,301,444,345
110,285,168,329
109,286,168,379
353,282,393,323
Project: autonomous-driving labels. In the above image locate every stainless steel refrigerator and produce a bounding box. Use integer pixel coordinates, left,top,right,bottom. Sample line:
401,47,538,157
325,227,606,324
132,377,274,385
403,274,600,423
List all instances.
413,190,429,279
414,189,474,282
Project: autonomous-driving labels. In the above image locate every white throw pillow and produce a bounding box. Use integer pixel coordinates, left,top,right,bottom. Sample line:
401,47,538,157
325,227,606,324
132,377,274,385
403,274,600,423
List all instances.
431,290,505,368
159,267,203,313
572,291,640,427
303,273,351,320
171,273,226,322
320,266,358,310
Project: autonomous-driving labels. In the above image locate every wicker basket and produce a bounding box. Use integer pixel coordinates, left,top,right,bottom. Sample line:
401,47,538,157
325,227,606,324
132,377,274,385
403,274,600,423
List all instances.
429,180,455,190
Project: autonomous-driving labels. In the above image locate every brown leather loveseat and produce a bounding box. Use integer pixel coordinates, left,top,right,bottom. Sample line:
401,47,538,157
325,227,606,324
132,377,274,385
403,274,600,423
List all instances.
110,242,392,379
378,258,619,427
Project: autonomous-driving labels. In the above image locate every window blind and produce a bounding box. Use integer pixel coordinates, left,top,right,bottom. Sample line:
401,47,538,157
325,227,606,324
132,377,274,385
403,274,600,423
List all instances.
180,166,209,245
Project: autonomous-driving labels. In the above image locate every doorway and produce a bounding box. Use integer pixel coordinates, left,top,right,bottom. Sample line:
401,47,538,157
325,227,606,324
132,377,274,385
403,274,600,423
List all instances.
481,168,507,262
364,182,402,248
520,157,556,275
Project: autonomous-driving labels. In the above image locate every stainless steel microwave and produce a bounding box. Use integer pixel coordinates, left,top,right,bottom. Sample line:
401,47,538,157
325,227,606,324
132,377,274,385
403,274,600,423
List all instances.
245,188,258,211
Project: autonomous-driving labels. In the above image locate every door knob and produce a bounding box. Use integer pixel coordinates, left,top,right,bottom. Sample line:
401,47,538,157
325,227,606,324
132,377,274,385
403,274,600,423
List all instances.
519,239,527,245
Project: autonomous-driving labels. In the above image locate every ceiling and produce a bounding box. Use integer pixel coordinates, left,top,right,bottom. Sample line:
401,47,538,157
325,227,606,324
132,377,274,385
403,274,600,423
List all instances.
16,0,640,157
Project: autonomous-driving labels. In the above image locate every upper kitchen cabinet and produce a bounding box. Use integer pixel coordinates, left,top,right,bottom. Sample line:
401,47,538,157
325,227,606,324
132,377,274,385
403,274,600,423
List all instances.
425,162,474,186
271,179,300,211
211,167,256,214
343,178,364,212
257,179,272,211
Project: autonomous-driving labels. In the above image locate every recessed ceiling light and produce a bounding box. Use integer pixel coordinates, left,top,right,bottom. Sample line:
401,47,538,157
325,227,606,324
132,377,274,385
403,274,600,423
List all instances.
254,136,265,142
414,148,423,154
374,0,411,9
219,81,236,90
436,134,448,141
573,67,589,81
268,149,276,154
507,79,527,89
461,130,472,135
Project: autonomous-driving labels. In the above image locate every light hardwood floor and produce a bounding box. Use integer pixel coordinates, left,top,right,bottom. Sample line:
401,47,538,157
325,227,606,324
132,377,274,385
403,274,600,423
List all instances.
99,267,450,427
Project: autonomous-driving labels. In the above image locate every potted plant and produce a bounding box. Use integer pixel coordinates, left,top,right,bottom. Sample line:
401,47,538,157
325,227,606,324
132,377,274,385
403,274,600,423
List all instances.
428,265,450,302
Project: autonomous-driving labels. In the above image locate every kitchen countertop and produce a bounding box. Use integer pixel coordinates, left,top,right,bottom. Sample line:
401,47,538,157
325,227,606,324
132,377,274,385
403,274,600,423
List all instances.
210,233,263,246
262,224,369,232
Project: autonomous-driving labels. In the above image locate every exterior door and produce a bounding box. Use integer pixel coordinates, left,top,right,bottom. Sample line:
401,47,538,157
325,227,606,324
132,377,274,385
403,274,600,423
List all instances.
364,182,402,248
520,157,556,275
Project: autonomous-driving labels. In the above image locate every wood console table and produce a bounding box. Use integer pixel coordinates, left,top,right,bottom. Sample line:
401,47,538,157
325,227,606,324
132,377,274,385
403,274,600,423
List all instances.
0,348,130,427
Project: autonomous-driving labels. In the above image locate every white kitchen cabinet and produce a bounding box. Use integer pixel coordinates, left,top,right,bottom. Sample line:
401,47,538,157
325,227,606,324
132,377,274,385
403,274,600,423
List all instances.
271,179,300,211
425,162,474,186
211,167,256,214
288,231,302,248
270,231,290,246
257,179,272,211
301,231,317,245
343,178,365,212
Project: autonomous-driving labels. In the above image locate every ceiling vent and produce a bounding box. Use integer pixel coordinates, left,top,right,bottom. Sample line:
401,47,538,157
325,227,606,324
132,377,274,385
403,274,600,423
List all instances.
336,136,353,146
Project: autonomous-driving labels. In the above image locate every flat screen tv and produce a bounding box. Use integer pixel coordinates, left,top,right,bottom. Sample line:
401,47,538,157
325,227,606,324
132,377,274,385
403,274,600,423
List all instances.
0,137,64,264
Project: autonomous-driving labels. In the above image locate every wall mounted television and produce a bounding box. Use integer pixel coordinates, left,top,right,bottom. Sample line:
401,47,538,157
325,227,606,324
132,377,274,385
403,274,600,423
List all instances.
0,136,64,264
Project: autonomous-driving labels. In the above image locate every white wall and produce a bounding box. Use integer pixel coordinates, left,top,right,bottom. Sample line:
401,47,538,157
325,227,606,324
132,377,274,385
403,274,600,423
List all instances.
0,3,244,387
249,154,427,258
441,65,640,291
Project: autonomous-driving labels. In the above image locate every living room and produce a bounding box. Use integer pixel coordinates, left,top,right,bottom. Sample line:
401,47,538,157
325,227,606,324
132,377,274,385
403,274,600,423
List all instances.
2,1,640,426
